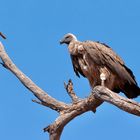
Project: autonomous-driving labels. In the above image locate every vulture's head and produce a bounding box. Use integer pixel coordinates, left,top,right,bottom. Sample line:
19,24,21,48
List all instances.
60,33,77,45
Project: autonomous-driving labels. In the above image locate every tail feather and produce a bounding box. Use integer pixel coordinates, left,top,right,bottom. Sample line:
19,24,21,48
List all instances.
123,83,140,99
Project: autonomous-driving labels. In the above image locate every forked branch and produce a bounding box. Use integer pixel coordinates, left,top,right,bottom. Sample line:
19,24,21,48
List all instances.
0,42,140,140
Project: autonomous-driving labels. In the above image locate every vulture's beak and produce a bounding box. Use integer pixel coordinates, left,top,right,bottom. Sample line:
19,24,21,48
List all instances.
60,40,63,44
59,38,65,44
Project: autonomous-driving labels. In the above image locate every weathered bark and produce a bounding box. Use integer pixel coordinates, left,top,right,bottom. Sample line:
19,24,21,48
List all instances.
0,42,140,140
93,86,140,116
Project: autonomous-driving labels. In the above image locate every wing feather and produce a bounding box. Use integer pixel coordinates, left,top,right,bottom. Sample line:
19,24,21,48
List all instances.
82,41,136,84
70,55,85,78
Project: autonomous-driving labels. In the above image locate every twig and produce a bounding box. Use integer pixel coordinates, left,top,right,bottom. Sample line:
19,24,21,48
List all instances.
64,79,80,103
0,32,6,39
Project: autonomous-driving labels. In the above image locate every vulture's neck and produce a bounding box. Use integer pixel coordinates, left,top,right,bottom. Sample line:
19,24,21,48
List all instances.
68,40,80,55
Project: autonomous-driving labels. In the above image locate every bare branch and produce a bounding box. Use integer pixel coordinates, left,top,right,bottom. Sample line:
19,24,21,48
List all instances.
43,94,103,140
0,42,69,112
64,79,80,103
32,99,47,106
93,86,140,116
0,32,6,39
0,41,140,140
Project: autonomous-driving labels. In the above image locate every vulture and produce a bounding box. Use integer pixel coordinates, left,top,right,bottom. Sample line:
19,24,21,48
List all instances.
60,33,140,99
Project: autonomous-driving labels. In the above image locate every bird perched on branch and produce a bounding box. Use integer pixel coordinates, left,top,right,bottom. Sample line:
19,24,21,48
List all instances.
60,33,140,98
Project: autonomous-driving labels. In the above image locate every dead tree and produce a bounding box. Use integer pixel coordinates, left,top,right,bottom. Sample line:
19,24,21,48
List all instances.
0,41,140,140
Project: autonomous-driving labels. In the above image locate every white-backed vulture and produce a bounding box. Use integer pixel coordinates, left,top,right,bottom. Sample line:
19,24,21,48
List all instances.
60,33,140,98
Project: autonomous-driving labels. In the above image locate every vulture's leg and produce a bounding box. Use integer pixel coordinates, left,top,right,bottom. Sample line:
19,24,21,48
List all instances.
100,73,106,86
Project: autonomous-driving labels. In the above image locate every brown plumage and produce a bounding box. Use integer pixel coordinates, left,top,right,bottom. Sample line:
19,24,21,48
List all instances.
60,33,140,98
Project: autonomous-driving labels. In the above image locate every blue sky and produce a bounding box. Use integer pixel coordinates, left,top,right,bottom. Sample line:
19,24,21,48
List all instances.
0,0,140,140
